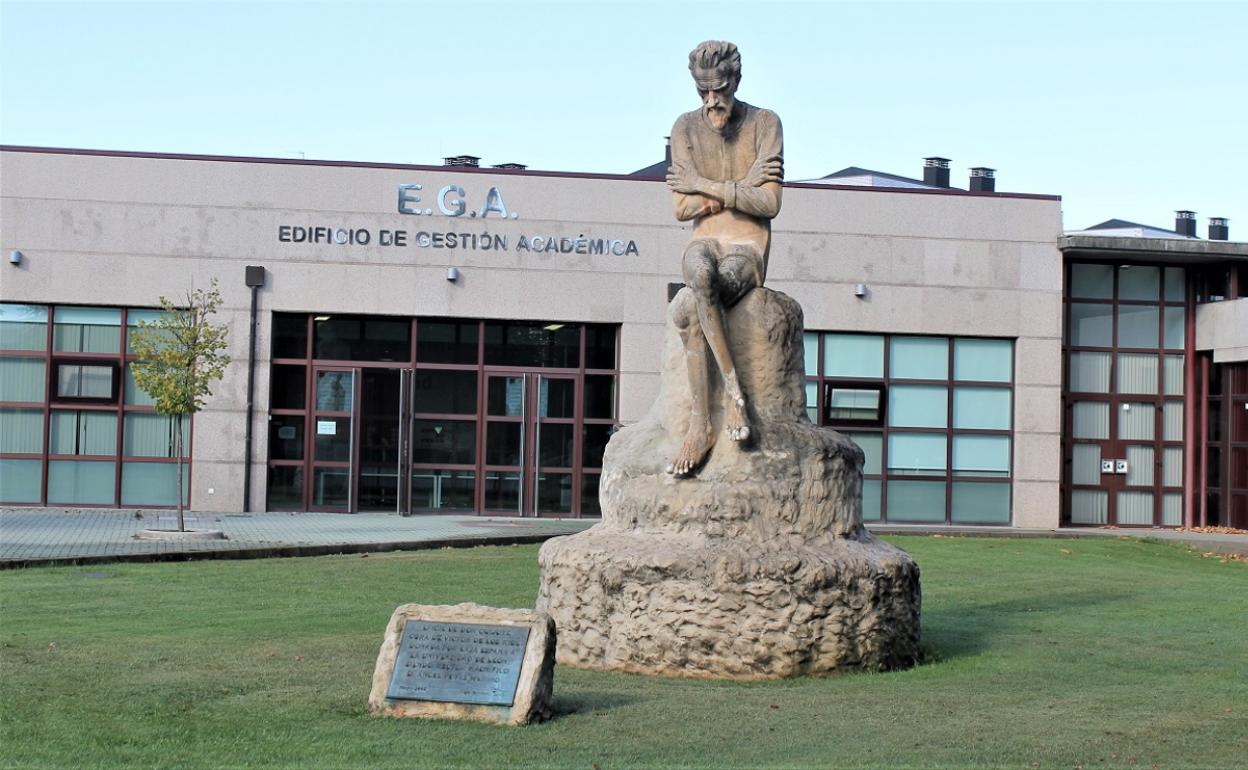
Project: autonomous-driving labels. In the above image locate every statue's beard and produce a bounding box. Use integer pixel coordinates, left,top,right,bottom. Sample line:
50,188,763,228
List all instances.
704,105,730,131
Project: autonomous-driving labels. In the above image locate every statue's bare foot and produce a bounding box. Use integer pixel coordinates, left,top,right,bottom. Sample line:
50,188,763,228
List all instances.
725,393,751,442
722,377,751,442
666,419,715,477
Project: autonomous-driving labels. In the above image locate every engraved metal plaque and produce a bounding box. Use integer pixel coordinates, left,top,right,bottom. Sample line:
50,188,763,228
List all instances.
386,620,530,706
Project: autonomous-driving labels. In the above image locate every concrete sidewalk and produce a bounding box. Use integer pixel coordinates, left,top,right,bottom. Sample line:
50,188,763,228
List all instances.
1,508,1244,568
0,508,596,568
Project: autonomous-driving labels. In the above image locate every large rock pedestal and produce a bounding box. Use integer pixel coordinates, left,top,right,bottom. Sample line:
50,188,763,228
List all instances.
536,287,920,679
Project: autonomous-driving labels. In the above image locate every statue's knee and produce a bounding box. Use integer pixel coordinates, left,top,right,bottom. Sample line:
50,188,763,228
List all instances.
670,289,697,330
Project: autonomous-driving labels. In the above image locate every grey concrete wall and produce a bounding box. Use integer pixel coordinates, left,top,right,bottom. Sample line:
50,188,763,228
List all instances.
1,150,1064,525
1196,298,1248,363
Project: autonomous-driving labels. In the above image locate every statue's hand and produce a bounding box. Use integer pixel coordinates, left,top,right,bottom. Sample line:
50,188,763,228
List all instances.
666,162,705,195
742,153,783,188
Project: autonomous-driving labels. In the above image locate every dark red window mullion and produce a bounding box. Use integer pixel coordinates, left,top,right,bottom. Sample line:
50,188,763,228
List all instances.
572,326,586,518
945,338,955,524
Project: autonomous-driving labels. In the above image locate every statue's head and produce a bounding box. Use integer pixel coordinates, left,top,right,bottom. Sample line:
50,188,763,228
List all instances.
688,40,741,132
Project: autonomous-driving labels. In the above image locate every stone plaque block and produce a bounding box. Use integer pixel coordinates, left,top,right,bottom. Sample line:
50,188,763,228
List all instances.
368,602,555,725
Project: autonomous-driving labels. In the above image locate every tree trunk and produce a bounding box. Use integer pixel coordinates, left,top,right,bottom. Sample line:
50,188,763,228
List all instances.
175,417,185,532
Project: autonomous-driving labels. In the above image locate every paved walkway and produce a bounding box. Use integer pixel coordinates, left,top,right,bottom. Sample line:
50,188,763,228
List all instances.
1,509,1244,567
0,508,595,568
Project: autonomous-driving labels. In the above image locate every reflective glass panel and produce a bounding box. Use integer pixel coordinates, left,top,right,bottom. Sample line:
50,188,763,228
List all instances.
1072,401,1110,439
125,309,177,354
268,415,304,461
1118,403,1155,440
1118,265,1160,301
535,472,574,514
861,479,881,522
824,334,883,378
1069,304,1113,347
485,422,522,466
887,433,947,475
1068,351,1111,393
269,365,306,410
1164,355,1184,395
0,304,48,351
313,417,352,461
412,369,477,415
1071,489,1108,524
1116,354,1158,394
267,465,304,510
585,325,617,370
953,338,1012,383
887,480,946,522
123,413,188,457
47,460,116,504
314,316,410,361
412,470,475,511
804,382,817,423
121,463,188,506
581,473,601,516
1163,307,1185,350
1117,491,1154,525
1117,305,1159,348
1125,445,1154,486
952,482,1011,523
538,424,574,468
0,358,45,402
271,314,309,359
0,458,42,502
1070,264,1113,299
1163,401,1183,441
584,375,616,419
412,420,476,465
483,471,521,510
49,411,116,455
1071,444,1102,486
315,371,354,412
57,364,115,400
124,366,156,406
0,408,44,453
953,387,1011,430
890,337,948,380
484,321,578,368
417,320,479,364
312,467,350,507
844,432,882,475
1164,267,1186,302
582,424,614,468
828,388,882,421
53,307,121,354
952,436,1010,477
803,332,819,377
538,378,575,418
888,385,947,428
487,377,525,417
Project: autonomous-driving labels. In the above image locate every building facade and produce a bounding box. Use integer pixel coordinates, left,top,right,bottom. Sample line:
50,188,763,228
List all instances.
2,146,1243,528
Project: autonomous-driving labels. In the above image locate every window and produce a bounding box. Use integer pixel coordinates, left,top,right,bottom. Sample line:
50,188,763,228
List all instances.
805,332,1014,525
0,303,191,507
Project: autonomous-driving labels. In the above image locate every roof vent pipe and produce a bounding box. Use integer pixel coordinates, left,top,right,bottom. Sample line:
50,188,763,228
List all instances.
923,157,951,188
1209,217,1229,241
969,167,996,193
1175,210,1197,237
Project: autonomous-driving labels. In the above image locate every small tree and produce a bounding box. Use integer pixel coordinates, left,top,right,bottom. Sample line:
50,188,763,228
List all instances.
129,280,230,531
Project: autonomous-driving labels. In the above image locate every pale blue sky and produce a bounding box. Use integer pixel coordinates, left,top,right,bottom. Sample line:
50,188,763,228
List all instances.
2,0,1244,232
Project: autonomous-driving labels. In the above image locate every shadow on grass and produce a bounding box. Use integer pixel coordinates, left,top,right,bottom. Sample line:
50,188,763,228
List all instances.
551,691,644,718
919,588,1129,664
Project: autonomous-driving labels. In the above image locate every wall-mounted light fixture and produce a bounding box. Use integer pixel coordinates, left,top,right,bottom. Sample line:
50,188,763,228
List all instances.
853,283,868,298
447,267,461,282
8,250,22,266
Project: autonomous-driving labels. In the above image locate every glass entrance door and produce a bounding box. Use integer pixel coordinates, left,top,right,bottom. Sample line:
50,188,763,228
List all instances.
309,367,357,511
480,372,578,516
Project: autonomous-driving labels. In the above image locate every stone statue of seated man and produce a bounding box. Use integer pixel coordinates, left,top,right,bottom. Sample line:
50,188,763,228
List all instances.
665,40,784,476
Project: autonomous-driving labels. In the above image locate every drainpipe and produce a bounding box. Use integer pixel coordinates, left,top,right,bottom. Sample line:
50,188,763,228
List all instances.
243,266,266,512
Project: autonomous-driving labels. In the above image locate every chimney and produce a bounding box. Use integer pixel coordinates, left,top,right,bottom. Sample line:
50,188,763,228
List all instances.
969,167,996,193
923,157,951,188
1209,217,1229,241
664,136,672,166
443,155,480,168
1175,210,1197,237
492,162,527,171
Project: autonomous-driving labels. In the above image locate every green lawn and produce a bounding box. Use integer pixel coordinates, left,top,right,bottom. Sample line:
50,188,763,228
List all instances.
1,536,1245,769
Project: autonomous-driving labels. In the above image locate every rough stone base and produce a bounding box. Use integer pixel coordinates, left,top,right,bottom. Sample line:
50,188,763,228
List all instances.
538,529,919,679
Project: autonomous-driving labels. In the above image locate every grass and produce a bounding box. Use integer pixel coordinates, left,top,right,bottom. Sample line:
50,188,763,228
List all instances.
1,536,1245,769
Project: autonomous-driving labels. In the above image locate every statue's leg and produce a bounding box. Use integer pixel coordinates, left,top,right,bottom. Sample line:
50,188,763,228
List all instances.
714,249,763,441
687,244,753,443
665,242,720,476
